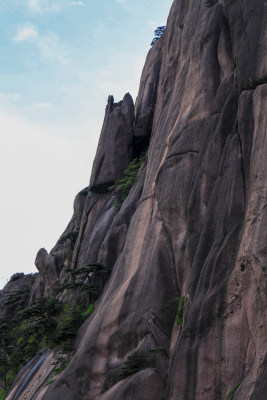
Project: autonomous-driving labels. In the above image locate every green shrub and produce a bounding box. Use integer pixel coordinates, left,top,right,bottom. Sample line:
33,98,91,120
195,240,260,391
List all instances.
58,230,79,245
148,346,166,355
53,361,69,375
3,284,32,311
52,304,85,353
0,368,16,397
0,289,95,392
147,346,166,363
6,297,61,369
72,264,111,287
45,378,56,386
72,263,110,277
82,304,94,319
176,296,185,327
110,153,145,209
57,264,111,301
56,281,101,300
119,351,146,379
165,88,173,104
0,389,7,400
225,383,240,399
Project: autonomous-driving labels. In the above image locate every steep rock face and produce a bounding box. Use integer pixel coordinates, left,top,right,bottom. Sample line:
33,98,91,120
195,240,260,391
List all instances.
6,0,267,399
5,350,66,400
30,93,138,303
30,187,88,300
43,0,266,399
89,93,135,193
133,38,164,151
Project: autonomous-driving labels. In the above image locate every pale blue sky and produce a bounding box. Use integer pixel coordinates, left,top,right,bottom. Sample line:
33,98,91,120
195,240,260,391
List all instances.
0,0,173,288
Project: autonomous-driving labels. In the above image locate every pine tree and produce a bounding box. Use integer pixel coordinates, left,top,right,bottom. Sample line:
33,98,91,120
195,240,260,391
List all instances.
151,26,166,46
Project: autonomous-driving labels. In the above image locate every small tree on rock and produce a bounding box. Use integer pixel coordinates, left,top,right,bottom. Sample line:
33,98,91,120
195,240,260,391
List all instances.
151,26,166,46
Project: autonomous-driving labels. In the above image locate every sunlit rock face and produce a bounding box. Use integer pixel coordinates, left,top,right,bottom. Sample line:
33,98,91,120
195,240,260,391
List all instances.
5,350,63,400
5,0,267,399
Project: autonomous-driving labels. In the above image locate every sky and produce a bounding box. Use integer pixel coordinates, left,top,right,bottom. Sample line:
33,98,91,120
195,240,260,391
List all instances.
0,0,173,289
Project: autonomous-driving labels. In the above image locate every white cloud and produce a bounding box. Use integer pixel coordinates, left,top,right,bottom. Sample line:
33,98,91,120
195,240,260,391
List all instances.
115,0,127,3
14,25,67,63
14,23,38,42
27,0,64,14
70,1,84,6
28,0,41,12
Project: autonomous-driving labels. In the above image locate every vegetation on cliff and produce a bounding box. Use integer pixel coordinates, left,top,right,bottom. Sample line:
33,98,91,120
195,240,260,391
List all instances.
110,152,146,209
151,26,166,46
0,285,95,397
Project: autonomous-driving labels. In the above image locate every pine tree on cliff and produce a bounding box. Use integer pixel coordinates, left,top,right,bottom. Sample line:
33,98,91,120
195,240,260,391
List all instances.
151,26,166,45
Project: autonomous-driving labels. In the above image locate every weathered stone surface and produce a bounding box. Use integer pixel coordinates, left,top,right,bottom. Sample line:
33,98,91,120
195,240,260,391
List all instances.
5,350,63,400
0,273,36,320
89,93,135,193
42,1,265,398
4,0,267,399
8,273,25,283
43,197,177,399
133,39,163,151
135,39,163,119
224,0,267,90
100,369,165,400
30,187,88,300
97,162,147,269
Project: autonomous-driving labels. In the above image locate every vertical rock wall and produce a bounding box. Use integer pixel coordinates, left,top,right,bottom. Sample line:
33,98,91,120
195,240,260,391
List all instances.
10,0,267,399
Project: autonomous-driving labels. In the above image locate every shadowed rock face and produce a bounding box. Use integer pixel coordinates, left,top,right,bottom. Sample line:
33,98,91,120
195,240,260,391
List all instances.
133,39,164,152
0,273,37,320
5,0,267,399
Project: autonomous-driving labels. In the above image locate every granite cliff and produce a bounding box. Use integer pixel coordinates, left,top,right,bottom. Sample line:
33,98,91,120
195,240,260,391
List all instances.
1,0,267,399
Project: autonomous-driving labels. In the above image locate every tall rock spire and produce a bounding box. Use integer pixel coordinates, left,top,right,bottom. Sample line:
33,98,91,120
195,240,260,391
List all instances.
89,93,135,193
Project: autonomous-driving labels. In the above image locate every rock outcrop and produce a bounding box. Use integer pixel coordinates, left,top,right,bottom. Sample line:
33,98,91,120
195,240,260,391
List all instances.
89,93,135,193
3,0,267,399
0,273,37,320
29,186,88,300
